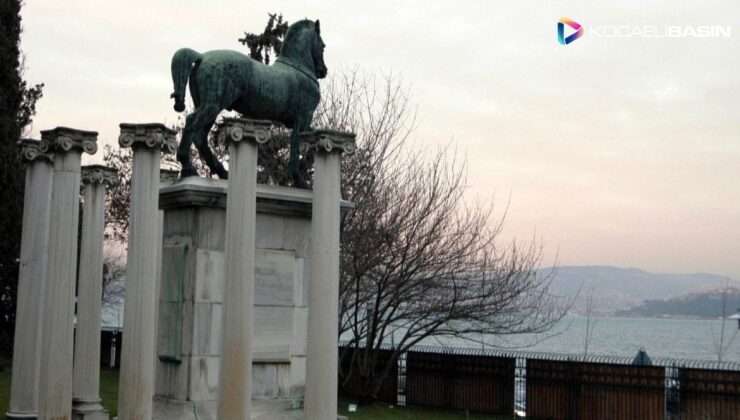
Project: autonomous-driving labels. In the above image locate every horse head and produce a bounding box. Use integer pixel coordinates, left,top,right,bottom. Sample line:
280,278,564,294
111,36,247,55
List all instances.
281,19,327,79
312,20,327,79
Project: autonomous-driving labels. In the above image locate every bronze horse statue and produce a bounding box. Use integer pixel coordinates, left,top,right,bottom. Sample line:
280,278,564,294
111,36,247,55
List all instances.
170,19,326,187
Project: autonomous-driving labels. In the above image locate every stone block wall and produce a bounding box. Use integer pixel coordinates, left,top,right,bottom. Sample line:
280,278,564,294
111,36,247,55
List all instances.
154,178,340,410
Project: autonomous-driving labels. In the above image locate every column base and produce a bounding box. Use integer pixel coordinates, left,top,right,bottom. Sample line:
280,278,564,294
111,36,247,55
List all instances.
72,398,109,420
5,411,37,420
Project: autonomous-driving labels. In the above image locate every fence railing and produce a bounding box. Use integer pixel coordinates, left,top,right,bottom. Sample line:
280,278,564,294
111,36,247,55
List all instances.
339,342,740,419
405,351,515,413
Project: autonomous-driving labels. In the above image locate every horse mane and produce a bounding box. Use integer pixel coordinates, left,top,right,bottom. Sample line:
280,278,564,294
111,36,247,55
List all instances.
279,19,315,59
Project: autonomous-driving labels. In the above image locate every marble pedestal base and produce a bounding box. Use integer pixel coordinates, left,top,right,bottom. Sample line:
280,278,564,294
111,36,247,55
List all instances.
153,177,352,419
153,398,303,420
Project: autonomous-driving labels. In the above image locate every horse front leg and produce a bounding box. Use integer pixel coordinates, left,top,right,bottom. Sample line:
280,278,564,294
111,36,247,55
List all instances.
290,119,313,189
298,113,315,183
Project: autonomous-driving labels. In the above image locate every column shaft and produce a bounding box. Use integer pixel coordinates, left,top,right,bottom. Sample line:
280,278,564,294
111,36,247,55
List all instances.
304,152,342,420
118,149,160,419
38,151,83,419
7,159,53,419
217,139,258,419
73,165,116,420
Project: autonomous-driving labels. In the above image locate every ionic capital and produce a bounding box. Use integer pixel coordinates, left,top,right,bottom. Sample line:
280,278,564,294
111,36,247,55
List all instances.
81,165,119,186
299,130,356,155
119,123,177,154
40,127,98,155
19,138,54,163
217,118,272,146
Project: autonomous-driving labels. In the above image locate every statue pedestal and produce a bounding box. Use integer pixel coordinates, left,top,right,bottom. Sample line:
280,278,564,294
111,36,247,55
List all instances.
153,177,349,419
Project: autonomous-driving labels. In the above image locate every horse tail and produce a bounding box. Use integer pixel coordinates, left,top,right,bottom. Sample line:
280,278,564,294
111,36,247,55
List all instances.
170,48,202,112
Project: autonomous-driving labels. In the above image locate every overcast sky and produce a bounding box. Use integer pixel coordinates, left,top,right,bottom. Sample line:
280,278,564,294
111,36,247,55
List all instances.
20,1,739,279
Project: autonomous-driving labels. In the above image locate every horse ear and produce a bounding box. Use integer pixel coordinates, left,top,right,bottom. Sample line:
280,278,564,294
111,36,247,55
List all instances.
315,20,321,35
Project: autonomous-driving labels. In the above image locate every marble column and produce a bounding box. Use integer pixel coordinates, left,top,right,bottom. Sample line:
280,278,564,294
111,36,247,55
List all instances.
300,130,356,420
7,140,55,420
72,166,119,420
38,127,98,420
216,118,271,420
117,123,176,420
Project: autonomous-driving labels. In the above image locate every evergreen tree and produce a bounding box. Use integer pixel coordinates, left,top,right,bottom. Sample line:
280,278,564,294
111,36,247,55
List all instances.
238,13,289,65
0,0,43,355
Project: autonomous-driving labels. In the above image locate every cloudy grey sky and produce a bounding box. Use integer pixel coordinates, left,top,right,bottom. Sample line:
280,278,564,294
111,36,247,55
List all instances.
21,1,739,278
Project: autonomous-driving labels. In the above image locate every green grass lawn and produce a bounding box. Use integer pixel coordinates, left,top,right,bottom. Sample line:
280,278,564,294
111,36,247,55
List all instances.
0,359,511,419
100,367,120,417
338,397,513,419
0,358,121,418
0,359,10,418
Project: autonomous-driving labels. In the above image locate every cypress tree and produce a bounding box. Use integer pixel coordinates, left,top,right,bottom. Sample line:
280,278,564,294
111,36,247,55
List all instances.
0,0,42,355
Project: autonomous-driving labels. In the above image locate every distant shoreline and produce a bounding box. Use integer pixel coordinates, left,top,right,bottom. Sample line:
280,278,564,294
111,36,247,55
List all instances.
568,314,734,321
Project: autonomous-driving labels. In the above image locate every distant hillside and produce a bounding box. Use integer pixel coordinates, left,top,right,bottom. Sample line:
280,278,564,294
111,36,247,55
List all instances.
615,288,740,319
539,266,739,315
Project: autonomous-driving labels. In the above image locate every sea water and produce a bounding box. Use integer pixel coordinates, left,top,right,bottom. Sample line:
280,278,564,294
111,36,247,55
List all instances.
420,316,740,363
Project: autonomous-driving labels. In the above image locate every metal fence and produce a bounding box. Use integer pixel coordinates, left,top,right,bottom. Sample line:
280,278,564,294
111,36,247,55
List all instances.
339,342,740,419
338,345,398,403
526,360,665,420
675,368,740,419
405,350,515,414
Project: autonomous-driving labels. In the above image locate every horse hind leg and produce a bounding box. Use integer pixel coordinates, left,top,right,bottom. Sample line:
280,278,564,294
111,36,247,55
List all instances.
176,64,203,177
177,120,199,177
183,104,228,178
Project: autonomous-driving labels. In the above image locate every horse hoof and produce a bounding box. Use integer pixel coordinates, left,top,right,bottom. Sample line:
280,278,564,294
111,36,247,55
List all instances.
293,179,310,189
180,167,199,178
215,166,229,179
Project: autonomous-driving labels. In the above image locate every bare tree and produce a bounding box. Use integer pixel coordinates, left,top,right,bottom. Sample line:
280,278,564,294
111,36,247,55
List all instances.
101,245,126,305
323,67,568,403
583,287,597,356
711,284,739,362
103,145,135,242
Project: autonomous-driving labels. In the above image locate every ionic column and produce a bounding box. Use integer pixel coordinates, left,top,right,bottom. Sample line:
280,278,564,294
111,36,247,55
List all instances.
300,130,356,420
72,166,118,420
38,128,98,420
216,118,271,420
117,123,176,420
7,140,54,420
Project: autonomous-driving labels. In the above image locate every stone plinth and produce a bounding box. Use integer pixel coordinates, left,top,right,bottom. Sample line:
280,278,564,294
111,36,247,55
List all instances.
153,177,352,420
38,127,98,420
7,140,54,420
73,166,118,420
